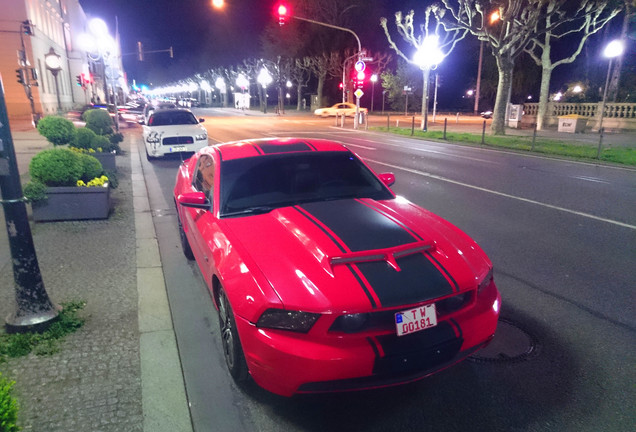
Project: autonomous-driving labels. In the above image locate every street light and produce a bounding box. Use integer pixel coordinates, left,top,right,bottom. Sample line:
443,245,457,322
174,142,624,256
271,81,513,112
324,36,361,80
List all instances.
413,35,444,131
236,74,248,110
257,68,272,113
597,39,625,158
44,47,63,112
370,74,378,113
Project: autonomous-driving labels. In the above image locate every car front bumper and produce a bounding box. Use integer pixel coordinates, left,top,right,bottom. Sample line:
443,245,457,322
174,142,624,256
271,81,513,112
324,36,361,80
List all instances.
235,282,501,397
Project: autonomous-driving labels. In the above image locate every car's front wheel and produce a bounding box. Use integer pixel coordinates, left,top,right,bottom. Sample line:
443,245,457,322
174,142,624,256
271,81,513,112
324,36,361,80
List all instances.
176,209,194,260
217,288,248,382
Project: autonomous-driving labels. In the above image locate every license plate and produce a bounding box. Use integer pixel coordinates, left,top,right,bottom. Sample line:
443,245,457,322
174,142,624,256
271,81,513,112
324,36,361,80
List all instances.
170,145,187,152
395,304,437,336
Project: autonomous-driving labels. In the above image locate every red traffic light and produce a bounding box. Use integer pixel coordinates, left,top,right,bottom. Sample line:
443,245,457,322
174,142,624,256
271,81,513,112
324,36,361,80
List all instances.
277,3,289,25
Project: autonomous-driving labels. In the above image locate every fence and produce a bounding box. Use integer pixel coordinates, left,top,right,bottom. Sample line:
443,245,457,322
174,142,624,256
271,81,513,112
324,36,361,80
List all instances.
522,102,636,131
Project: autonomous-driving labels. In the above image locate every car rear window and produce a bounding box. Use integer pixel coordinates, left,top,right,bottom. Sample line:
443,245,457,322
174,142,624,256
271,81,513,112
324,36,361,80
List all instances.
149,111,198,126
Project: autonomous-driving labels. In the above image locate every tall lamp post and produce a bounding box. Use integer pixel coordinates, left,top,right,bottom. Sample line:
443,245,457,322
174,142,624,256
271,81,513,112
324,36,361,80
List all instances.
597,39,625,158
413,35,444,131
370,74,378,113
257,68,272,114
44,48,63,112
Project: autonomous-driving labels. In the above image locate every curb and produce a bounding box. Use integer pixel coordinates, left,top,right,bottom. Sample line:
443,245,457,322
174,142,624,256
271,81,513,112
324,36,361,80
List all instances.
130,140,193,432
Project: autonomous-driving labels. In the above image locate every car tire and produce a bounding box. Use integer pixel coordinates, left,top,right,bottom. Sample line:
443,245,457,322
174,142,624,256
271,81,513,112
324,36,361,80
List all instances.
217,288,249,382
145,148,156,161
176,210,195,260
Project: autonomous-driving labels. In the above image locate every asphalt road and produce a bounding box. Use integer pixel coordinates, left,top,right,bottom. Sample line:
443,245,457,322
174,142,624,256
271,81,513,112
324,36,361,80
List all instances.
138,109,636,432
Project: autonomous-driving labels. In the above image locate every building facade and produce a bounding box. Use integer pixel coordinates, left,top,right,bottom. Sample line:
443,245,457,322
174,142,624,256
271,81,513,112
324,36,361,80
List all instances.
0,0,120,126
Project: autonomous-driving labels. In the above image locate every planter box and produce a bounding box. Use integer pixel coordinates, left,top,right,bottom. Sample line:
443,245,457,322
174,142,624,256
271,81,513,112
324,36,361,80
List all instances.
92,152,117,172
31,185,111,222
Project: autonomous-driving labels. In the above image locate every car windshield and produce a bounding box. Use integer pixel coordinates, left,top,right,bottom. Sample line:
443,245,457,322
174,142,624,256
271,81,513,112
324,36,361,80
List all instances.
219,151,393,217
149,111,198,126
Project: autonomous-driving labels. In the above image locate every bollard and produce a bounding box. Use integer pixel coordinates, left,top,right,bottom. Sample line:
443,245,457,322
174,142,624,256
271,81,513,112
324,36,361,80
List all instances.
443,118,448,140
341,113,345,128
531,123,537,151
456,112,460,123
481,120,486,145
411,116,415,136
335,114,339,127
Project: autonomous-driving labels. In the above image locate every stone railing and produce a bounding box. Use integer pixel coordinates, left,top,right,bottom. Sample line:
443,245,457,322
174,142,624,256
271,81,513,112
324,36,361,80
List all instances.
522,102,636,130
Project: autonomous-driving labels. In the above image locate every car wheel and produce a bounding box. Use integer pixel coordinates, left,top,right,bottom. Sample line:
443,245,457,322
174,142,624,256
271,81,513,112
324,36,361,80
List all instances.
176,210,194,260
217,288,249,382
145,148,156,161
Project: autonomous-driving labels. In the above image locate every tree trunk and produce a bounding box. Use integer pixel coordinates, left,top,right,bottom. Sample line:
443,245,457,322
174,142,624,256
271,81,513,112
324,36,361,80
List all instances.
492,54,514,135
296,85,303,110
537,66,552,131
316,74,325,107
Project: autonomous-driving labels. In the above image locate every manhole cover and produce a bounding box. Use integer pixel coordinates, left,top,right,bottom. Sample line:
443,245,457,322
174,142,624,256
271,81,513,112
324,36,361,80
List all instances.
468,318,539,363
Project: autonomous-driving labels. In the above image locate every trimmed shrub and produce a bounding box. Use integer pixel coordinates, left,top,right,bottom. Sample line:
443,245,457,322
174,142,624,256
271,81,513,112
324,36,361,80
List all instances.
84,109,113,136
22,180,47,202
36,115,75,146
78,153,103,182
0,372,20,432
90,135,111,152
73,127,97,150
29,148,83,187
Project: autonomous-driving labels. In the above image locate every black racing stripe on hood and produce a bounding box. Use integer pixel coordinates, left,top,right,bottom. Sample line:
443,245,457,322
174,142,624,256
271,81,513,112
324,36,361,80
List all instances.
355,253,454,308
257,142,313,154
299,200,415,252
425,250,459,292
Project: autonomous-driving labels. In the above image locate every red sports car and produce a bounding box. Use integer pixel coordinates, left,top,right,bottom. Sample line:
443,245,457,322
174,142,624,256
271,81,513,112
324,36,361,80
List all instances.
174,138,500,397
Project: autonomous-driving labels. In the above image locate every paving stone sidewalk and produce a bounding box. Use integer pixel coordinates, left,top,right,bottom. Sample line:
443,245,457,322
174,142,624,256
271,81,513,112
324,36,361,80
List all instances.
0,134,143,431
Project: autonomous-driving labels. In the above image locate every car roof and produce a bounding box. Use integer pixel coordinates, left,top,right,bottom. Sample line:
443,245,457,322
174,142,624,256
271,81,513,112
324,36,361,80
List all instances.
149,108,194,116
204,138,349,161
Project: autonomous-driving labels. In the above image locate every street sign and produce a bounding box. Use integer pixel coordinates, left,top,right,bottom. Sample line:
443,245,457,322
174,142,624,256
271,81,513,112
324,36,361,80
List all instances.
354,89,364,98
354,61,365,72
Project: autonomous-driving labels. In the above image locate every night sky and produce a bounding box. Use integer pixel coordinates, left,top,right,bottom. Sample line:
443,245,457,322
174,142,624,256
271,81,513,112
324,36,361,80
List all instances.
77,0,628,110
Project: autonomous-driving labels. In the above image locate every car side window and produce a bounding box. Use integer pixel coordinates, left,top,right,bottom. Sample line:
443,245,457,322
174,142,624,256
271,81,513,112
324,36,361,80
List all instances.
193,154,215,201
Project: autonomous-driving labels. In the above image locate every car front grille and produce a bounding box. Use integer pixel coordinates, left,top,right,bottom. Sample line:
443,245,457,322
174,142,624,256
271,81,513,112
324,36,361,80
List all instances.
329,291,475,334
162,136,194,145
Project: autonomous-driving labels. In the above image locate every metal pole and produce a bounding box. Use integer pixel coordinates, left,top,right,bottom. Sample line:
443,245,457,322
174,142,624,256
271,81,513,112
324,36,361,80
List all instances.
597,58,613,158
422,67,430,131
531,122,537,151
432,73,438,124
371,81,375,113
387,114,390,131
474,40,483,115
53,71,62,112
0,76,59,332
444,118,447,140
481,120,486,145
411,116,415,136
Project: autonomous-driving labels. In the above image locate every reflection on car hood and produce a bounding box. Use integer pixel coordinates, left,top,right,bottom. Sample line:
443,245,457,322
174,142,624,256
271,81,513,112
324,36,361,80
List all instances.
223,198,490,312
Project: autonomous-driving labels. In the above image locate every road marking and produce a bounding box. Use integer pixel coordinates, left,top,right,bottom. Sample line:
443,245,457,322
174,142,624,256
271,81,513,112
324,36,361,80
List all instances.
365,158,636,230
571,175,611,184
346,143,376,150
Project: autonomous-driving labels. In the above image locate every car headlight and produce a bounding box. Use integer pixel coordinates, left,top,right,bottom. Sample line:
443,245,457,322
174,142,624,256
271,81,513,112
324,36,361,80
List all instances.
256,309,320,332
195,133,207,141
478,268,494,293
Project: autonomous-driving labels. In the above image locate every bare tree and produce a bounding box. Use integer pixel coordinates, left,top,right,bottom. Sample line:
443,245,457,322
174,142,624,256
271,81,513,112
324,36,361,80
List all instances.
435,0,557,134
526,0,622,129
381,8,467,128
290,57,313,110
307,52,341,107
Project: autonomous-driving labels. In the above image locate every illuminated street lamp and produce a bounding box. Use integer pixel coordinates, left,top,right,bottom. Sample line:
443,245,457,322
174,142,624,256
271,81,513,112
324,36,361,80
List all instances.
257,68,272,113
597,39,625,158
44,47,63,112
370,74,378,113
413,35,444,131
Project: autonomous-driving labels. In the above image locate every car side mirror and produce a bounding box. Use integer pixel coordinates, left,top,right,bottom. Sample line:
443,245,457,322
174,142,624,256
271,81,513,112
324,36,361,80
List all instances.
177,192,210,210
379,173,395,187
199,118,205,123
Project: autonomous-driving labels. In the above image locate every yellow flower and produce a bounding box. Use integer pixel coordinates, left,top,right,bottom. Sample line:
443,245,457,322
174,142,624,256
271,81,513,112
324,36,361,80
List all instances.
77,180,86,187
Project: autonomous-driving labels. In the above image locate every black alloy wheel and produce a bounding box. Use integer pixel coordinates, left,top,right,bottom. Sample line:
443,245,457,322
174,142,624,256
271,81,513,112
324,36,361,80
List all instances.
217,288,249,381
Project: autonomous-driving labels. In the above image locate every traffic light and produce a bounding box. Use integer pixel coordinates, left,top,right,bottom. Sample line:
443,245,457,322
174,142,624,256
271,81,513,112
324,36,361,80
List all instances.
339,82,343,90
277,3,288,26
81,72,92,84
355,71,365,88
16,69,25,84
22,20,33,36
76,75,83,87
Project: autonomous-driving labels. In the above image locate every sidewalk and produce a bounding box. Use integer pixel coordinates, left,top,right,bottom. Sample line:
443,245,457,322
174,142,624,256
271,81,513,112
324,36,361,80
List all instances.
0,122,191,431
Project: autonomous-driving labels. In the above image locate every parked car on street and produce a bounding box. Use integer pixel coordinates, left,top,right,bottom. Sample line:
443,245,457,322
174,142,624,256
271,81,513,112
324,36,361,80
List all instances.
139,101,178,125
314,102,368,117
173,137,501,397
143,108,208,160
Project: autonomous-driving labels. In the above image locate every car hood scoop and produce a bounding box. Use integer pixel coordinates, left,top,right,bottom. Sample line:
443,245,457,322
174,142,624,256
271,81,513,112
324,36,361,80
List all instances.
223,198,489,311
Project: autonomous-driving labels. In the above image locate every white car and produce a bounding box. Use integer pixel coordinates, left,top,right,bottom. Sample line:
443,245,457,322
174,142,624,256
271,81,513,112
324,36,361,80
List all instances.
143,109,208,160
314,102,368,117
